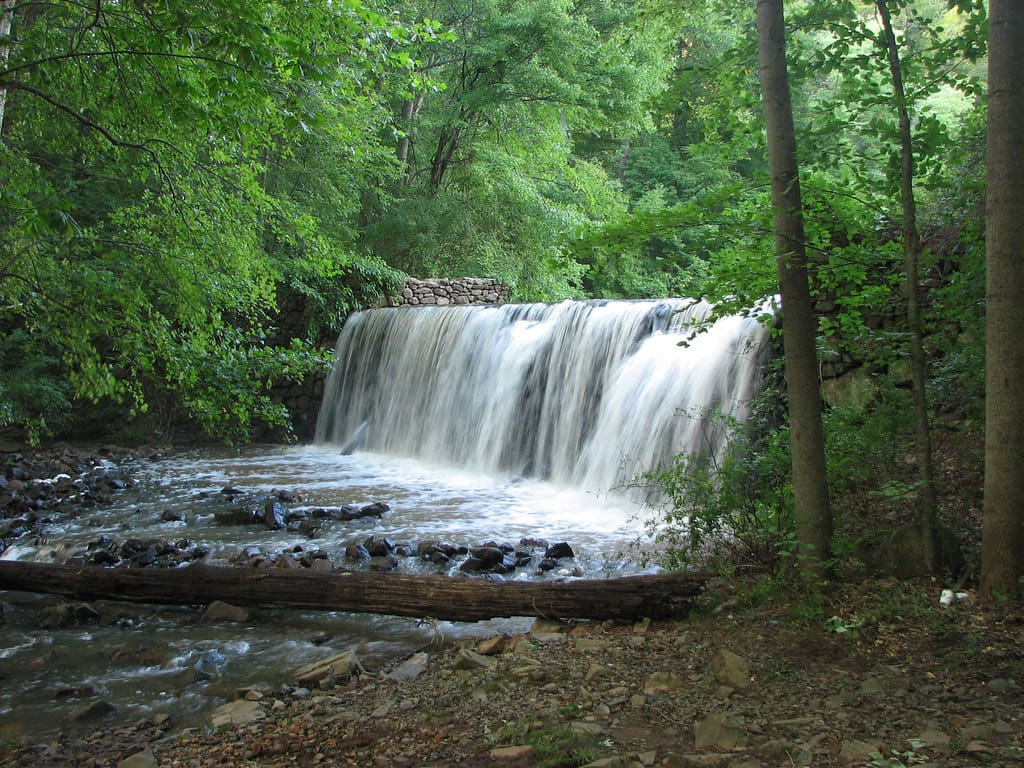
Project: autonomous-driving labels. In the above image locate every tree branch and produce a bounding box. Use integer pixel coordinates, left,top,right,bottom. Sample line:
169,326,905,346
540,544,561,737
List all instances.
0,80,171,185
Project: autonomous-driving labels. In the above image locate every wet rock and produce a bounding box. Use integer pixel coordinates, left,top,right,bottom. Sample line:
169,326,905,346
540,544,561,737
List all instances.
91,549,119,566
160,510,185,523
545,541,574,559
359,501,390,517
519,536,548,549
54,685,96,699
214,508,257,526
193,649,228,681
345,541,370,561
39,602,101,628
365,535,396,557
202,601,250,623
261,500,287,530
368,554,399,571
112,641,174,667
469,546,504,566
69,699,117,722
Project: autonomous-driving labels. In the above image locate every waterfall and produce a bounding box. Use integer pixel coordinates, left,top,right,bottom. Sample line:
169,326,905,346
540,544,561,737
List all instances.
314,299,769,498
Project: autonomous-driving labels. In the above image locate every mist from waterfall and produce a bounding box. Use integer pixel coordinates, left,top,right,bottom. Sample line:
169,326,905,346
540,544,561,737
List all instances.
314,299,770,498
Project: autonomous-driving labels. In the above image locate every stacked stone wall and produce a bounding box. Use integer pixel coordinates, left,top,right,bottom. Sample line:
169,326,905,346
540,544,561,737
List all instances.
389,277,510,307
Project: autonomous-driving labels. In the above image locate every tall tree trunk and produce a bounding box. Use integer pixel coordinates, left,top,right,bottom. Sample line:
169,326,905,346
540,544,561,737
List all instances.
0,0,16,136
755,0,831,572
875,0,938,573
982,0,1024,599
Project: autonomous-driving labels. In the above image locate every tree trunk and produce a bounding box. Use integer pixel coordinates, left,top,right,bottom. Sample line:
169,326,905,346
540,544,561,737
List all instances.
755,0,832,572
0,0,16,136
982,0,1024,599
0,562,708,622
875,0,938,573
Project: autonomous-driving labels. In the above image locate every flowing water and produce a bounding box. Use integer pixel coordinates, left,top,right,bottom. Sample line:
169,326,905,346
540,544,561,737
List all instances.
316,299,770,497
0,298,770,739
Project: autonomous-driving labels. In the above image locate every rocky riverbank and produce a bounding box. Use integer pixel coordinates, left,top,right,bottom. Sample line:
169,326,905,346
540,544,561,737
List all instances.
2,575,1022,768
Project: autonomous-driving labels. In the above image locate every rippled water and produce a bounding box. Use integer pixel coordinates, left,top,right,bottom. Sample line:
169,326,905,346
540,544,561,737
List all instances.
0,444,654,739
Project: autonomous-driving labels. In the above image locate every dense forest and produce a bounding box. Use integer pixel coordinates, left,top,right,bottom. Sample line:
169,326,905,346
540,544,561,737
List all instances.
0,1,1020,592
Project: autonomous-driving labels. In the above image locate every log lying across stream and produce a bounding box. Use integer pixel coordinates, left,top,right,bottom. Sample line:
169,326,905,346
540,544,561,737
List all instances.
0,561,708,622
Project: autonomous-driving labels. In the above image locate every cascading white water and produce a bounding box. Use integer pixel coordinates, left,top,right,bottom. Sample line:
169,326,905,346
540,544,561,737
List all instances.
315,299,770,497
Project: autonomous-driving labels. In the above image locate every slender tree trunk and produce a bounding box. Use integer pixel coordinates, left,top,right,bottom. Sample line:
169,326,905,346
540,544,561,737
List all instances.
0,0,16,136
397,92,425,167
982,0,1024,599
875,0,938,573
755,0,831,572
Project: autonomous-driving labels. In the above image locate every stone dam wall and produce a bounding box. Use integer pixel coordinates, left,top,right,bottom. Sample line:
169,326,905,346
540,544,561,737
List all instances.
387,277,510,307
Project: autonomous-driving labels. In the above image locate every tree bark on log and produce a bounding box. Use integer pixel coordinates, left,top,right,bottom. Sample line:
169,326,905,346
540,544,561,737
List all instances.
0,562,708,622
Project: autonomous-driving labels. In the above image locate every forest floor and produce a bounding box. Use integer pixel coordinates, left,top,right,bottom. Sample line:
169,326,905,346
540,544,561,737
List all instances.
1,441,1023,768
2,575,1022,768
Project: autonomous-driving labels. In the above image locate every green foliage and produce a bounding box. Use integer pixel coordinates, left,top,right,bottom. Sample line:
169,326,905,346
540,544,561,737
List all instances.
0,330,72,445
0,0,435,441
635,407,796,574
369,0,675,300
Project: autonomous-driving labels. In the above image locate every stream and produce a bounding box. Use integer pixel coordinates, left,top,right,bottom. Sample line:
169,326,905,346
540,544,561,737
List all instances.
0,443,654,739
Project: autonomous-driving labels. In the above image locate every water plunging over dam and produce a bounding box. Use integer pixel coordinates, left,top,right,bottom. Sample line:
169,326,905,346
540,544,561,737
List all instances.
315,299,770,497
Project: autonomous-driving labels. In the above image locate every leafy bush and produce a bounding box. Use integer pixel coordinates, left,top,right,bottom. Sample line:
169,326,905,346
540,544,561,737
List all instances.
634,407,795,574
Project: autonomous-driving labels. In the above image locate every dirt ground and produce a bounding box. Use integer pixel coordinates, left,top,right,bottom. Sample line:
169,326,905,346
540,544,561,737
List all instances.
2,575,1021,768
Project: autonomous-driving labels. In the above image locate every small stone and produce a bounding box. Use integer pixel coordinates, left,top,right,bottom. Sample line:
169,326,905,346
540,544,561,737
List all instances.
117,749,158,768
643,671,686,693
386,652,429,681
987,678,1017,692
694,712,746,751
917,729,951,751
489,745,535,761
711,649,750,689
839,740,882,762
570,721,606,736
210,699,264,728
453,648,494,671
293,650,361,687
476,635,510,656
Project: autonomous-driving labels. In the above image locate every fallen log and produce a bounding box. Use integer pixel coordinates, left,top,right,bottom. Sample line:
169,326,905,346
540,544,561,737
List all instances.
0,561,708,622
